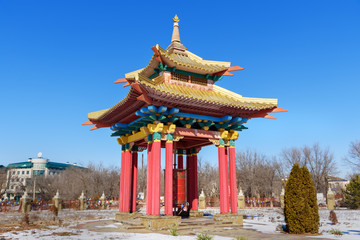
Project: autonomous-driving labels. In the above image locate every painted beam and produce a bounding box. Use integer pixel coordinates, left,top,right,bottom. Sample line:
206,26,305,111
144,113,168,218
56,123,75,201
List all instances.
90,123,112,131
163,108,179,116
269,107,288,113
123,82,131,87
227,66,244,71
148,105,158,113
150,46,164,64
137,94,152,105
248,112,276,119
82,120,95,125
174,127,221,139
174,112,232,123
114,78,127,84
130,82,143,93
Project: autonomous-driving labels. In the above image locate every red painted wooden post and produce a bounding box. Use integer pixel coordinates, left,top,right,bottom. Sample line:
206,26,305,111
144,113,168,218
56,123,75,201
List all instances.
224,147,230,213
123,145,132,212
192,150,199,210
228,142,238,213
119,146,125,212
165,137,173,215
218,142,229,213
177,150,183,169
131,147,138,213
146,141,153,215
186,150,192,208
152,135,161,215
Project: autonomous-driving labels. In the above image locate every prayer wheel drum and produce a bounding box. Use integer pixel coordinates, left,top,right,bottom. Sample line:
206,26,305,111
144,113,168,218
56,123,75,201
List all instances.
173,169,186,206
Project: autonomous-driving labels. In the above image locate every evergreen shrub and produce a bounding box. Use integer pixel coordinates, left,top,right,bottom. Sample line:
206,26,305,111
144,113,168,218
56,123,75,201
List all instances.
343,174,360,209
284,163,319,234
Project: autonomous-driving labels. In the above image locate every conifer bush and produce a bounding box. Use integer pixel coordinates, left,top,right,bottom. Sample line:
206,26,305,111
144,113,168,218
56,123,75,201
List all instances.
284,163,319,234
343,174,360,209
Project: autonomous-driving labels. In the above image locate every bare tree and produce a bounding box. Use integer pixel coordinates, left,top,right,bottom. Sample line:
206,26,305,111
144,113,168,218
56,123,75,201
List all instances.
137,153,147,195
197,158,219,197
345,140,360,171
282,143,337,194
0,167,6,196
33,164,120,201
236,149,282,197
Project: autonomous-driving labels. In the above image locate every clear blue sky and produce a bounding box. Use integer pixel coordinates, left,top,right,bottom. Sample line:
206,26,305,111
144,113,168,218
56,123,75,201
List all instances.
1,0,359,177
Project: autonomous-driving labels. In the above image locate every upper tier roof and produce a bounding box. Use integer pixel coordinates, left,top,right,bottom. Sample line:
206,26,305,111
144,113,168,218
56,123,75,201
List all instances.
126,45,231,79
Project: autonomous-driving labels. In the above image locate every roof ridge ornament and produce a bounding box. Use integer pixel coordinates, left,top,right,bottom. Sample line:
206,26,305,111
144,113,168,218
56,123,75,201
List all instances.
167,14,187,55
173,14,179,23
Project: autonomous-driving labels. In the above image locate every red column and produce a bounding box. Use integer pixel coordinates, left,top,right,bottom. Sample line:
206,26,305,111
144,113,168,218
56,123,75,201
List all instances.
229,143,238,213
186,151,192,207
119,146,125,212
218,143,229,213
131,147,138,213
146,142,153,215
123,146,132,212
165,137,173,215
152,136,161,215
224,147,230,213
177,150,183,169
192,150,199,210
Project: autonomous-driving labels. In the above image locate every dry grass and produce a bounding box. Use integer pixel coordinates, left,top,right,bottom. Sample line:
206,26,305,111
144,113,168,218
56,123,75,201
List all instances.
41,231,79,236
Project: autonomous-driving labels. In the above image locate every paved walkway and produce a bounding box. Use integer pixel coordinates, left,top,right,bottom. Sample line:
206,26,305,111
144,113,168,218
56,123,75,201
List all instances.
77,217,331,240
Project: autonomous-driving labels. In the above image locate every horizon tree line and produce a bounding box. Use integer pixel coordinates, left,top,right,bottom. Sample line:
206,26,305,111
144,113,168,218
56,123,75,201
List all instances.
1,141,359,201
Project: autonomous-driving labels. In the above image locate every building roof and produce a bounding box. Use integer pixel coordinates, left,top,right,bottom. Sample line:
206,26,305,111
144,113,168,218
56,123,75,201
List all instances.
6,161,84,170
84,16,286,132
46,162,85,170
6,152,85,170
328,176,348,182
7,162,33,169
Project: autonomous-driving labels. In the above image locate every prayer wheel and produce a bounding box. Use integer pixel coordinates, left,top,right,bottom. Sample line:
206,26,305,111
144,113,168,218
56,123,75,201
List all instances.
173,169,186,206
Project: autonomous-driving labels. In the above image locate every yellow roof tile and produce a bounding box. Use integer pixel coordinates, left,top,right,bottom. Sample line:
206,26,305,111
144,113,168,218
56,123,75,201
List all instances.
158,45,230,73
88,109,109,120
141,80,277,110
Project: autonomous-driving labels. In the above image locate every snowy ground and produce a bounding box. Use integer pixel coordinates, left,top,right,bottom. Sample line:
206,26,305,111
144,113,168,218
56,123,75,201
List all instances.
1,208,360,239
249,209,360,240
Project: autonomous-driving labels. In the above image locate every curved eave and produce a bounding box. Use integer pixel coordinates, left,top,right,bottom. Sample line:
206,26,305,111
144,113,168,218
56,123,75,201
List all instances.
87,86,145,124
140,80,277,113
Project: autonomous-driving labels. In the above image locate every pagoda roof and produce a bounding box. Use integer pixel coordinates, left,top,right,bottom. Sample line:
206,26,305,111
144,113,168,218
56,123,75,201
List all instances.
88,74,277,123
128,45,230,79
84,15,286,132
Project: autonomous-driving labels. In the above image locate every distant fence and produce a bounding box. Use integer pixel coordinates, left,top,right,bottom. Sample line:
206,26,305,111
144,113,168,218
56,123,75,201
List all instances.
245,197,281,208
0,200,119,212
205,197,281,208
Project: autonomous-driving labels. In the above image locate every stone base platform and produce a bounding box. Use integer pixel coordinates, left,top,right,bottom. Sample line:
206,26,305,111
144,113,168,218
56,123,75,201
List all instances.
189,210,204,217
140,215,181,230
115,212,143,220
214,213,243,225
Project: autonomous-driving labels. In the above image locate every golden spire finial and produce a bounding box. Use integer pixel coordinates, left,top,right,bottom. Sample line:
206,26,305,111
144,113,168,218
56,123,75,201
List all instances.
173,14,179,23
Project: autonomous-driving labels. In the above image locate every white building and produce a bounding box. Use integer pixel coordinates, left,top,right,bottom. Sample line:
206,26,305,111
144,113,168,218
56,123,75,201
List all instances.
3,152,82,200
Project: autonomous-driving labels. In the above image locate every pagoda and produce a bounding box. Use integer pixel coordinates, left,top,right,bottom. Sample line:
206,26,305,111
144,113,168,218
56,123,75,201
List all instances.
83,15,286,218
